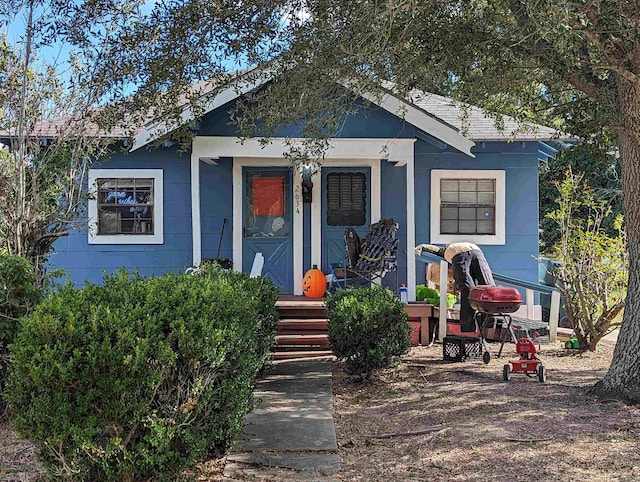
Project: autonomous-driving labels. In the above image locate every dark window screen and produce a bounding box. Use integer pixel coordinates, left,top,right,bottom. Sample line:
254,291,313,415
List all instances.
326,172,366,226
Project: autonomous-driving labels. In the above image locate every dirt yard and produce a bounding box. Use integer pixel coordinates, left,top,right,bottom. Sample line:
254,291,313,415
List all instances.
333,339,640,482
2,339,640,481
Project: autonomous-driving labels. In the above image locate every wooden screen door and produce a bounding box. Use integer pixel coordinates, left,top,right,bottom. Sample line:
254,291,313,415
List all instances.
243,168,294,293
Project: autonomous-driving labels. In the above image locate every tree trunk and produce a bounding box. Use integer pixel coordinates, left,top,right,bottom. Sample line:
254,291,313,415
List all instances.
591,79,640,403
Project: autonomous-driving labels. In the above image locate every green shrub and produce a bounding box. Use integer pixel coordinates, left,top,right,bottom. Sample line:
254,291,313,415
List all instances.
6,266,278,481
0,252,42,411
546,171,627,351
326,286,411,380
415,284,457,308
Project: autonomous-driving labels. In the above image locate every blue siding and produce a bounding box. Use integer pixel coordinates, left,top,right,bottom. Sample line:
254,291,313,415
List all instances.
413,140,540,286
48,145,194,286
380,161,408,289
48,95,541,292
200,161,233,262
200,98,415,139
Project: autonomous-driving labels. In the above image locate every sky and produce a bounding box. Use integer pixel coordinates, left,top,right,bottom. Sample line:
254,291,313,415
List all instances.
1,0,161,66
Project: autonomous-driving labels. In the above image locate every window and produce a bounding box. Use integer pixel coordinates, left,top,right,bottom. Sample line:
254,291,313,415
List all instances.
88,169,163,244
431,170,505,245
326,172,366,226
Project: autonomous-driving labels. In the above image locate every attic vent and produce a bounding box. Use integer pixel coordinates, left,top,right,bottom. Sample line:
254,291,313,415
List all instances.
326,172,366,226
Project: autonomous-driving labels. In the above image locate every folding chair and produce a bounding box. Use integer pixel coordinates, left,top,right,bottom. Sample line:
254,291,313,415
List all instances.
329,218,399,290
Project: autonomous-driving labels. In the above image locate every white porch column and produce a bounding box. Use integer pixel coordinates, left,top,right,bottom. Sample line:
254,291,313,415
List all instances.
406,158,416,301
292,173,304,295
232,162,242,272
190,153,202,267
311,170,322,267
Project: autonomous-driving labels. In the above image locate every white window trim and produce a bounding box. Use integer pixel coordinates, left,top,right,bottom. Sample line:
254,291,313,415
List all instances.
430,169,505,245
88,169,164,245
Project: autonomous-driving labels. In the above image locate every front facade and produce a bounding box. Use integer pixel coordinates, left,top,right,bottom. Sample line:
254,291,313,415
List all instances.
50,87,551,300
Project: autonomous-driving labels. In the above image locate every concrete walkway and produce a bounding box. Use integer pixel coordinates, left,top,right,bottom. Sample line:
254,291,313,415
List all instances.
223,360,340,481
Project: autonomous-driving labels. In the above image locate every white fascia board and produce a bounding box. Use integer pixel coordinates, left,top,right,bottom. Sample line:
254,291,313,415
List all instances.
192,136,415,162
356,90,476,158
131,74,272,152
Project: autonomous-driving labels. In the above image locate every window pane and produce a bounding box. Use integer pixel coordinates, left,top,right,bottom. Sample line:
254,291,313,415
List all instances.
441,180,458,192
477,192,495,204
459,207,476,220
252,177,285,216
477,179,495,192
459,180,476,192
98,209,119,234
441,220,458,233
441,192,458,203
98,179,117,204
119,206,135,220
441,207,458,219
458,221,476,233
99,179,117,190
459,192,477,204
477,207,495,220
477,221,495,234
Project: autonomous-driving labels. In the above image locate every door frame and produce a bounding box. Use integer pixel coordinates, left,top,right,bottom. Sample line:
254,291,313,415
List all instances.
310,159,381,270
233,158,304,294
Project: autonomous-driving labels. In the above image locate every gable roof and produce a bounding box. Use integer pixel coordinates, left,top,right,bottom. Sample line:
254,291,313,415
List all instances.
131,71,478,157
408,91,561,141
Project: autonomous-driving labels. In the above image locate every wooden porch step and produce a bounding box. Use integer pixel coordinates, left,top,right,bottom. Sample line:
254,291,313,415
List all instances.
276,299,326,308
271,350,334,360
278,319,329,331
276,300,326,318
274,296,331,360
275,334,330,346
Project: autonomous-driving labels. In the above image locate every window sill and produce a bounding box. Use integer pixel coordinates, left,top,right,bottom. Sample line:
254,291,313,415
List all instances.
430,233,505,246
88,233,163,245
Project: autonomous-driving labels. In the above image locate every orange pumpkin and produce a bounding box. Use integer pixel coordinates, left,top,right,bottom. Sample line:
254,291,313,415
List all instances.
303,265,326,298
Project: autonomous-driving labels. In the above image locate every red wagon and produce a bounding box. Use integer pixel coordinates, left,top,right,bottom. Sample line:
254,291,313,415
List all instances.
469,285,547,382
503,336,547,383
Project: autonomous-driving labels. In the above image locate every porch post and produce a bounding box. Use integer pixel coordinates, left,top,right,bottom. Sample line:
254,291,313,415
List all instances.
406,158,416,301
293,172,304,295
311,170,322,267
232,161,242,272
190,152,202,267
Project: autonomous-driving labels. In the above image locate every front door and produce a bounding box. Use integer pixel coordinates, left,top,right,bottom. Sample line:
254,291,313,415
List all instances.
243,168,293,293
321,167,371,273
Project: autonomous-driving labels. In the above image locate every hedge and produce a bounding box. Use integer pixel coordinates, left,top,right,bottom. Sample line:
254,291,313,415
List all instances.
326,286,411,380
6,265,278,480
0,253,42,411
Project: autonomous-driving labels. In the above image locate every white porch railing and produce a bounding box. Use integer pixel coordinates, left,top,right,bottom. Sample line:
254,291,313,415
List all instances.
416,253,561,343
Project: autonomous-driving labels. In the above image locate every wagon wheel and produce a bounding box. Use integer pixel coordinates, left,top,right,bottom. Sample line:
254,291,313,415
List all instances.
503,364,511,381
482,351,491,364
537,364,547,383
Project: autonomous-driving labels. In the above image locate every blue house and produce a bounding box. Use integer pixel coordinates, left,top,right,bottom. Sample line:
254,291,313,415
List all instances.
49,76,559,300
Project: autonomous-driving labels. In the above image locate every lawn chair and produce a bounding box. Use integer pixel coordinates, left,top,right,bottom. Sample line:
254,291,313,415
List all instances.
329,218,399,290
